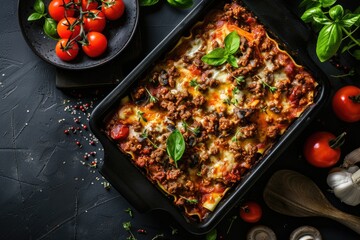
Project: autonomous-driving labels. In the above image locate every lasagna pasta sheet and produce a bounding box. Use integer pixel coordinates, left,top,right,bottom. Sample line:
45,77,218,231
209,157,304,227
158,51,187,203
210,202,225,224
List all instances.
106,1,317,221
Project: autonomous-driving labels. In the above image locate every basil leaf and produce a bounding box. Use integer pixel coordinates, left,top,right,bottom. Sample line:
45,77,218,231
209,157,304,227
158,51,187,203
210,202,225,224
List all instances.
301,7,324,23
167,0,193,9
224,31,240,55
299,0,320,9
206,229,217,240
352,49,360,60
316,23,342,62
313,16,332,25
227,55,238,68
329,5,343,20
201,48,227,66
28,12,43,21
44,18,58,39
139,0,159,6
320,0,336,8
34,0,45,14
340,13,360,28
166,129,185,168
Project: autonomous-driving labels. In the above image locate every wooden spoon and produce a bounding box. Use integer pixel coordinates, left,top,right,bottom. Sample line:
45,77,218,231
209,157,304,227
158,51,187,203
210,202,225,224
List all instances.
263,169,360,235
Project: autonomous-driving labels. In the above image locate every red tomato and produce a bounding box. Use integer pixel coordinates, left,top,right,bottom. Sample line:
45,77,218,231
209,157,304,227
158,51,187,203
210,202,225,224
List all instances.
239,201,262,223
83,10,106,32
303,131,345,168
57,17,81,40
102,0,125,20
110,124,129,140
82,32,108,57
48,0,75,22
55,39,79,61
332,85,360,122
81,0,99,11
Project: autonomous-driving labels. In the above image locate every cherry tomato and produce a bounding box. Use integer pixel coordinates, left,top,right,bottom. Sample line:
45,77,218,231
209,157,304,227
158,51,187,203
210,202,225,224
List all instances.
303,131,345,168
83,10,106,32
57,17,81,40
332,85,360,122
239,201,262,223
81,0,99,11
55,39,79,61
48,0,75,22
110,124,129,140
102,0,125,20
82,32,108,57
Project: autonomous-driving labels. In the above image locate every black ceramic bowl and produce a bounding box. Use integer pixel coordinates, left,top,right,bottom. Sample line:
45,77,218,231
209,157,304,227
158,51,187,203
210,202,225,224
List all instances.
90,0,330,234
18,0,138,70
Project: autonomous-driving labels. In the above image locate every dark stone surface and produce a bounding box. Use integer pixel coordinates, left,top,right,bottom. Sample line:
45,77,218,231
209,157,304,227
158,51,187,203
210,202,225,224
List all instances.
0,0,359,239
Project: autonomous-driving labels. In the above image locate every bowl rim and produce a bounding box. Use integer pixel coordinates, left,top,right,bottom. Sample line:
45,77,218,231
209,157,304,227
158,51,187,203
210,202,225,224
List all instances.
17,0,139,70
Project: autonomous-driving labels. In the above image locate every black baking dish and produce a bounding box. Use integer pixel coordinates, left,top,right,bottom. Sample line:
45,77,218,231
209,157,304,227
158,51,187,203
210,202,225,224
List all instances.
90,0,330,234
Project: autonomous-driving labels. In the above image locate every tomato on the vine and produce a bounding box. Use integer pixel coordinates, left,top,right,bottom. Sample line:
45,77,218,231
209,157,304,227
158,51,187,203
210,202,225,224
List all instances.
332,85,360,123
83,10,106,32
81,0,99,11
55,39,79,61
102,0,125,20
239,201,262,223
48,0,75,22
57,17,81,40
110,124,129,140
82,32,108,57
303,131,346,168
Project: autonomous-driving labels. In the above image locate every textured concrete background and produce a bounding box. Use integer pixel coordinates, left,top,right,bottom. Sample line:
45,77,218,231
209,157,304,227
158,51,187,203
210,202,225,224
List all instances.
0,0,359,239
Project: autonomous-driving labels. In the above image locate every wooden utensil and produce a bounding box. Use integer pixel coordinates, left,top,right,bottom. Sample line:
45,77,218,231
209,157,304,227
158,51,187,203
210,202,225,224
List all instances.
263,169,360,235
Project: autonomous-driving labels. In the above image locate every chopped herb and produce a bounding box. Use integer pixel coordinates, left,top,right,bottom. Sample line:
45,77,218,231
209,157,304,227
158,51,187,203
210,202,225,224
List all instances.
190,79,200,90
330,69,356,78
145,87,158,103
140,129,158,148
171,226,178,235
226,215,238,234
232,129,242,142
186,198,198,204
125,208,133,218
260,105,268,113
151,233,165,240
182,121,201,136
231,98,238,105
235,75,245,84
181,120,188,131
224,97,238,106
137,110,147,122
232,87,240,95
223,98,232,105
261,81,277,93
123,222,137,240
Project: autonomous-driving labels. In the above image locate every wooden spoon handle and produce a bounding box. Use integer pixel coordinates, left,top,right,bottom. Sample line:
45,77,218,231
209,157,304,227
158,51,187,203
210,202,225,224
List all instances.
330,210,360,235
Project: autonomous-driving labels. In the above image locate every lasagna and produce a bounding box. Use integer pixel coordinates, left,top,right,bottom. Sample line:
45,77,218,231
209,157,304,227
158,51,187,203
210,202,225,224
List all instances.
106,1,317,221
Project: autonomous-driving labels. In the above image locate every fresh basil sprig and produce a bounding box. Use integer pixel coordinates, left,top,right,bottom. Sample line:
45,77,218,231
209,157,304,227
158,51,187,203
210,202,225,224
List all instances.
139,0,159,6
201,31,240,68
28,0,58,39
166,129,185,168
300,0,360,62
167,0,193,9
139,0,193,9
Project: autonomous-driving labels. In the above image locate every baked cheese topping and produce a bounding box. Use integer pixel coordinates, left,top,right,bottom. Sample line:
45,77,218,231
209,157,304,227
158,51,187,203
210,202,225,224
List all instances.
106,1,317,221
